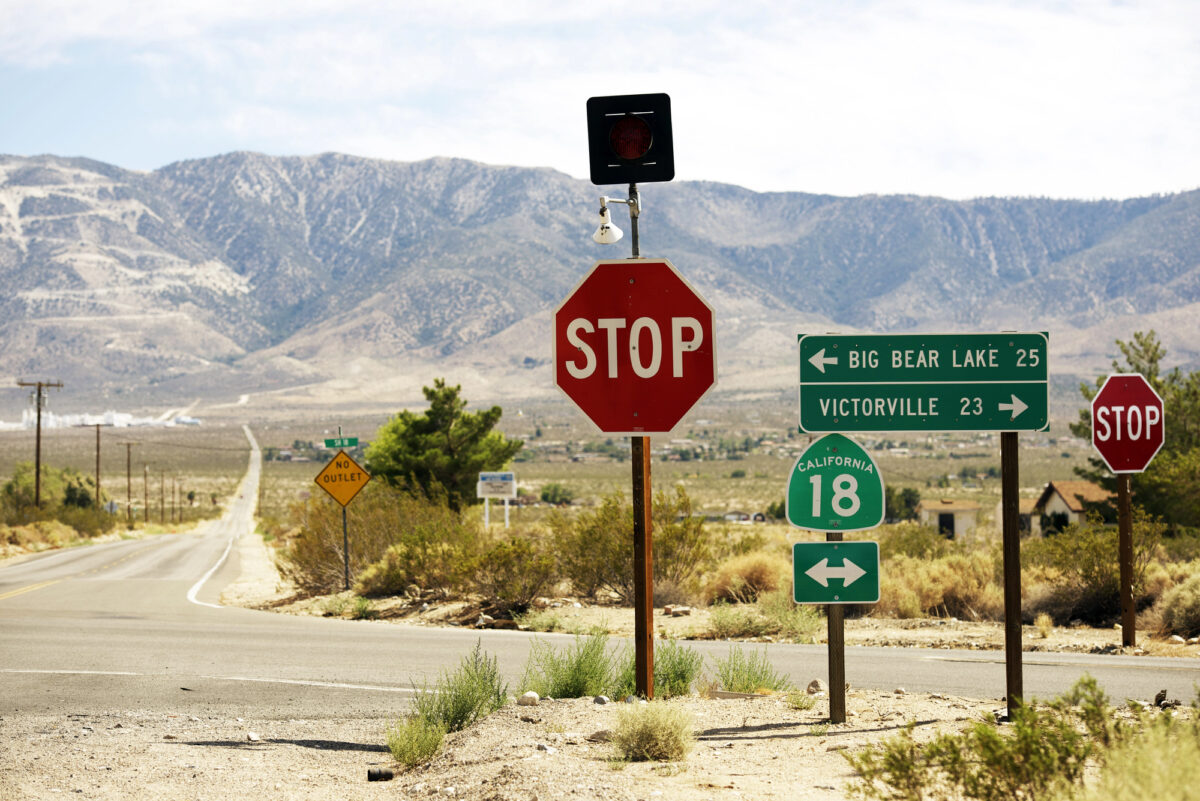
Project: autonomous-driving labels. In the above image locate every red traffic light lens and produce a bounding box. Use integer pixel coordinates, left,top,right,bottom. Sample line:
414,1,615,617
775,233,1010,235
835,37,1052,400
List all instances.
609,115,652,161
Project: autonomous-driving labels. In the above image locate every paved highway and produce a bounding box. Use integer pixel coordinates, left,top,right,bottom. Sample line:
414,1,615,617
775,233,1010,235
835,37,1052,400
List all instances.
1,427,1196,722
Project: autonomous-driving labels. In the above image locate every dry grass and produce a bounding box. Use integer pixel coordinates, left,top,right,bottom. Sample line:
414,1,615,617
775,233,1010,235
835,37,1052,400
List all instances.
612,702,694,762
705,551,790,604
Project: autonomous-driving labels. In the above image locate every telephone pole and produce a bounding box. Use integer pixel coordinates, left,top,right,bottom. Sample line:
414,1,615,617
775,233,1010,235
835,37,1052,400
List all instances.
124,442,135,527
16,380,63,508
143,464,149,523
78,422,113,509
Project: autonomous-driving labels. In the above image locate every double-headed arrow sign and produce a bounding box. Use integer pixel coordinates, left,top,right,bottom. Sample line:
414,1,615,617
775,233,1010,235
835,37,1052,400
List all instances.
793,542,880,604
799,332,1049,433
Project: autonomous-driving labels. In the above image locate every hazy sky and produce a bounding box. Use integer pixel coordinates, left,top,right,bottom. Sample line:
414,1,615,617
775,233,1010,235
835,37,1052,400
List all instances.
2,0,1197,199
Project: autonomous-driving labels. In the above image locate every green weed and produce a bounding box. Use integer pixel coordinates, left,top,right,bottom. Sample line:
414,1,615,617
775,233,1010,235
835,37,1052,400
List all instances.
713,644,791,693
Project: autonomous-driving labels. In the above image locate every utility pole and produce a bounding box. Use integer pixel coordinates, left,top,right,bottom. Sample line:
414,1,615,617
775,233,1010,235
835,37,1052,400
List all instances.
77,422,113,509
143,464,149,523
124,443,134,527
160,471,165,524
16,380,63,508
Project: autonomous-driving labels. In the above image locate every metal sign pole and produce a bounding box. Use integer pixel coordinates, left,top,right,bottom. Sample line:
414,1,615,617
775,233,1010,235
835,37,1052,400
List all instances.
342,506,349,592
504,497,510,529
631,435,654,698
484,498,490,528
1118,475,1135,646
1000,431,1022,711
826,531,846,723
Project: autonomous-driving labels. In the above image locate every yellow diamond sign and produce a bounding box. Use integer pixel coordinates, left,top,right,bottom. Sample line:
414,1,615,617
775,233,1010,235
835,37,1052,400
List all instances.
314,450,371,507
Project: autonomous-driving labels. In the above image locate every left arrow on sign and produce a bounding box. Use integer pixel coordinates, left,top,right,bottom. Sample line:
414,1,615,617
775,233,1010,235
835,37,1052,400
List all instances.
998,395,1028,420
808,348,838,374
804,558,866,587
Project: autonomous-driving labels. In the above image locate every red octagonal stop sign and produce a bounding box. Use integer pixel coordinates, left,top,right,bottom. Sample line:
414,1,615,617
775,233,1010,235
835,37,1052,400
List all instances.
1091,373,1165,473
554,259,716,434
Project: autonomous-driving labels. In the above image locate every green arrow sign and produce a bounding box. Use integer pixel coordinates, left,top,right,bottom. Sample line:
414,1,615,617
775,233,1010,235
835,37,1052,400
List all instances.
798,332,1049,432
324,437,358,449
787,434,884,532
793,541,880,604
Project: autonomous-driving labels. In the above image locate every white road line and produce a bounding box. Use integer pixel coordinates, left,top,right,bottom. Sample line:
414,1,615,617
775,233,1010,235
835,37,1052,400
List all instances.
186,531,236,609
0,668,415,693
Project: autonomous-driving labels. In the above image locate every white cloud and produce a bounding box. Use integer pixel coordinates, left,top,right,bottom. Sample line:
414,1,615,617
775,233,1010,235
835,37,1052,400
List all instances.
2,0,1198,198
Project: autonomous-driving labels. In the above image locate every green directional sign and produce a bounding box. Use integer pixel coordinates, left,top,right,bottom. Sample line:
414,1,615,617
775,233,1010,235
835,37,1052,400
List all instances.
798,332,1048,433
324,437,358,449
787,434,884,532
793,541,880,604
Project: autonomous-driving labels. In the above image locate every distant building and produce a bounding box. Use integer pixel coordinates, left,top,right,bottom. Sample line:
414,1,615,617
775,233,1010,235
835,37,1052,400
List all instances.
916,498,982,540
1033,480,1114,534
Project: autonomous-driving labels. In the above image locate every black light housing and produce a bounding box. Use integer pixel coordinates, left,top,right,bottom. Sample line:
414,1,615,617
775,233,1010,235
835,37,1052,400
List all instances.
586,93,674,185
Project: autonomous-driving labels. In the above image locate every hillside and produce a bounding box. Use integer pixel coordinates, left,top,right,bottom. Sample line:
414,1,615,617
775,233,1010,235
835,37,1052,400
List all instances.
1,152,1196,416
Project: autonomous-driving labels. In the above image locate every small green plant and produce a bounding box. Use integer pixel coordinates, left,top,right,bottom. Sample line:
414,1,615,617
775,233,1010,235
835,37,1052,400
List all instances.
351,596,376,619
845,676,1125,801
707,602,774,639
808,723,830,736
412,641,508,733
713,645,791,694
757,589,822,642
386,715,445,767
321,594,349,616
613,639,704,700
515,609,563,632
539,482,575,505
521,633,614,698
786,689,816,711
612,701,693,761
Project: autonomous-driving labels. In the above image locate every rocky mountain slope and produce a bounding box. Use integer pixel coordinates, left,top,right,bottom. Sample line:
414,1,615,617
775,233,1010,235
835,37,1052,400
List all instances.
1,152,1196,414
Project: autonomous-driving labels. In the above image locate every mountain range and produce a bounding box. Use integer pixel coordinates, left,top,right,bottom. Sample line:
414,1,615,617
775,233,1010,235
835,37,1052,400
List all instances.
1,152,1197,418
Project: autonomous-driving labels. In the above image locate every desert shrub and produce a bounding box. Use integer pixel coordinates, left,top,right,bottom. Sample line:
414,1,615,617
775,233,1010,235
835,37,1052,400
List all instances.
612,702,693,762
539,482,575,505
713,644,791,693
846,676,1124,801
705,590,821,642
549,487,714,603
412,641,508,733
877,551,1003,620
705,551,789,604
472,530,556,613
350,596,376,619
386,715,445,768
1160,574,1200,636
1022,511,1162,624
876,521,950,561
1061,706,1200,801
520,633,615,698
1161,530,1200,562
286,485,479,596
612,639,704,700
514,609,563,632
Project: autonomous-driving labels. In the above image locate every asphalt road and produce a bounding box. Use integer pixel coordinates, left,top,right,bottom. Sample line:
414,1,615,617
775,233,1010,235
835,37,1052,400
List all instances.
2,428,1196,722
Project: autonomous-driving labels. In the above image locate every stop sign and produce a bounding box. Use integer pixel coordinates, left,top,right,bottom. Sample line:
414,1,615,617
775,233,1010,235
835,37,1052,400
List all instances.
1091,373,1165,473
554,259,716,434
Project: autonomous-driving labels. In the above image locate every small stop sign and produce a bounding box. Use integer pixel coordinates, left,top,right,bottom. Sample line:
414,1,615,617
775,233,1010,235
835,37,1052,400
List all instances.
554,259,716,434
1091,373,1165,473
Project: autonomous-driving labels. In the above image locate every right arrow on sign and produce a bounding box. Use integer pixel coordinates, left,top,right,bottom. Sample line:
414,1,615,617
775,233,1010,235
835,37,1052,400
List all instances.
998,394,1028,420
808,348,838,374
805,557,867,588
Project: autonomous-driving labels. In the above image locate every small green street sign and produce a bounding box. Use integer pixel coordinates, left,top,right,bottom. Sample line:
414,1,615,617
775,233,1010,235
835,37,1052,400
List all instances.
798,332,1049,433
786,434,884,532
324,437,358,449
793,541,880,604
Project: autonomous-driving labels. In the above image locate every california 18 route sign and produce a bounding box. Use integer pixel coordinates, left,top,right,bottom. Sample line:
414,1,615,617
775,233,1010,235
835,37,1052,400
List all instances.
786,434,884,532
798,332,1049,433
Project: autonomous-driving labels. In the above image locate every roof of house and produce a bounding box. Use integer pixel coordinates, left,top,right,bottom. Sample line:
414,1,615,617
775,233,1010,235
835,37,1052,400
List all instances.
1036,480,1114,513
917,498,982,513
1019,498,1039,514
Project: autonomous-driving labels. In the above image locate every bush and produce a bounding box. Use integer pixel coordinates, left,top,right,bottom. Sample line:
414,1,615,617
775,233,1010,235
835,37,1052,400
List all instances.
1022,511,1162,624
846,677,1127,801
412,642,508,733
713,645,791,693
539,482,574,505
1063,707,1200,801
705,552,789,604
386,715,445,768
877,551,1003,620
521,633,615,699
350,596,376,620
876,521,950,560
549,487,713,603
612,702,693,762
472,531,556,613
612,639,703,700
1160,574,1200,637
704,590,822,642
